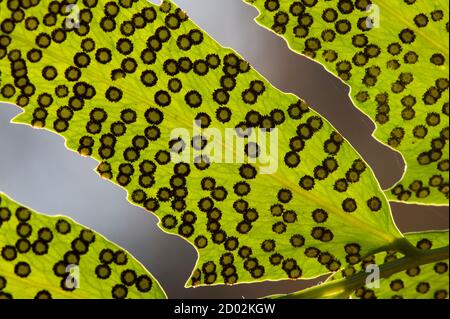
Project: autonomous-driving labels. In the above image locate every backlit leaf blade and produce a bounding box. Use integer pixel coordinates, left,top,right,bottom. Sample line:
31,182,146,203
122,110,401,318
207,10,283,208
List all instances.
244,0,449,205
0,0,404,287
0,192,167,299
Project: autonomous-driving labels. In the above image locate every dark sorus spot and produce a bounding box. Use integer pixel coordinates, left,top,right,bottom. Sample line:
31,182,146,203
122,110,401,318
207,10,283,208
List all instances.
367,197,382,211
16,207,31,221
299,175,315,190
282,258,299,276
185,90,202,108
194,113,212,128
168,78,182,92
213,89,230,105
207,208,222,221
15,238,31,254
178,223,194,237
342,198,357,212
284,151,301,168
277,189,292,203
105,86,123,102
314,166,328,180
297,124,313,139
71,238,89,255
233,200,248,214
95,264,111,279
239,164,257,179
346,169,360,183
212,230,227,244
390,279,404,291
289,136,304,152
416,282,430,294
272,221,286,234
434,290,448,299
282,210,297,223
244,208,259,223
312,209,328,223
113,250,128,266
132,189,147,204
55,218,71,234
14,261,31,278
2,245,17,261
405,266,420,277
430,53,445,66
311,227,334,242
34,290,52,299
136,275,153,292
99,248,114,264
304,247,320,258
323,157,338,173
344,243,361,255
112,284,128,299
236,221,252,234
434,262,448,274
416,238,432,250
290,234,305,248
201,177,216,191
121,269,137,286
224,237,239,251
38,227,53,242
212,187,228,201
17,222,32,238
154,90,171,107
198,197,214,212
194,235,208,249
261,239,276,252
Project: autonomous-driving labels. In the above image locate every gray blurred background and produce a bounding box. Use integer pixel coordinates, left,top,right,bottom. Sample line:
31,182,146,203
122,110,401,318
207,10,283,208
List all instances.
0,0,448,298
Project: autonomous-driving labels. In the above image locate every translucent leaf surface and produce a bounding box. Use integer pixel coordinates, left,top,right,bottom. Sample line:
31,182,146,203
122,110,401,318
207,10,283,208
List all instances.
244,0,449,205
0,192,166,299
0,0,404,286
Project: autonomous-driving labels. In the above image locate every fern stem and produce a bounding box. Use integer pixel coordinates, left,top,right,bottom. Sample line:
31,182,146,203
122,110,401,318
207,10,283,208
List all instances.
394,237,427,257
271,245,449,299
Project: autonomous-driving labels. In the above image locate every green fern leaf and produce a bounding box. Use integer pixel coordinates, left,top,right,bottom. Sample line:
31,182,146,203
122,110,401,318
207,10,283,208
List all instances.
0,192,166,299
244,0,449,205
0,0,406,287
